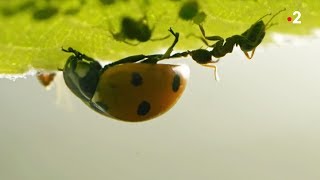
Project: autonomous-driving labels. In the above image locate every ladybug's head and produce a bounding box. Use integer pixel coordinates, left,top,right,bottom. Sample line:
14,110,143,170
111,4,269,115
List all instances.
62,47,102,101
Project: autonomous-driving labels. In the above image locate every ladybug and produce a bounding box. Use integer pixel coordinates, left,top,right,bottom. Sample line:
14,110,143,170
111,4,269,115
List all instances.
61,29,189,122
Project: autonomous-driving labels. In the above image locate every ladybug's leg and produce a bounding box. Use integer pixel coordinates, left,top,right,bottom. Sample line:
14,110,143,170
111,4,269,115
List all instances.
62,47,97,62
142,28,180,64
162,27,180,58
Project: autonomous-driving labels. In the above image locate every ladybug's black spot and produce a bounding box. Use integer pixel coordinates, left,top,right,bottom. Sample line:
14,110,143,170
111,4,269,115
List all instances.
172,74,181,92
137,101,151,116
131,72,143,87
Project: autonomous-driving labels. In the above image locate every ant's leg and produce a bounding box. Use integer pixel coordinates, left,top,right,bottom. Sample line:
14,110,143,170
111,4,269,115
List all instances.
198,24,224,48
187,25,223,47
201,62,220,81
109,31,140,46
199,25,224,41
198,25,225,47
200,37,221,48
229,35,258,59
244,48,256,60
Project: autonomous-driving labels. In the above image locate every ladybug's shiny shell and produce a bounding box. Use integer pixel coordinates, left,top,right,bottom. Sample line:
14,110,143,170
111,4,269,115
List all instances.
61,47,189,122
91,63,189,122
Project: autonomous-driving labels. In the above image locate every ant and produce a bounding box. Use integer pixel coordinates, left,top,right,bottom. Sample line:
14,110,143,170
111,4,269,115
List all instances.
194,8,286,59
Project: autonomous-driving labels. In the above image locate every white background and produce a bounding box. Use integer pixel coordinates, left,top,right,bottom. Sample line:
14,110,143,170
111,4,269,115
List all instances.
1,32,320,180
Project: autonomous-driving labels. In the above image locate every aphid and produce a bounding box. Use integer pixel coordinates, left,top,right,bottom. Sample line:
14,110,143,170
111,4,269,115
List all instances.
36,72,56,89
179,0,199,21
33,6,59,20
61,28,189,122
110,16,169,45
196,8,286,59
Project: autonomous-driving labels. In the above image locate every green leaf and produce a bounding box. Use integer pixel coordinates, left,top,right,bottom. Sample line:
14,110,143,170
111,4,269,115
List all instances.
0,0,319,74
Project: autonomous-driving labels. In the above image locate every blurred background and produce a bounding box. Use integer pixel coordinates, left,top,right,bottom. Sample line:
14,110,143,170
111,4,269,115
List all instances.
0,32,319,180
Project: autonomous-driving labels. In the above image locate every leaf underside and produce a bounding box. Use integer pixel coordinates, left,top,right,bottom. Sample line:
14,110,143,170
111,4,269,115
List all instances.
0,0,319,74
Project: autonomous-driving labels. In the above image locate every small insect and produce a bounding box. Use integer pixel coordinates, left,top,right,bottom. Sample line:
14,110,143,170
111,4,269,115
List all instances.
178,0,206,25
178,0,199,21
195,8,286,59
61,28,189,122
110,16,169,45
36,72,56,89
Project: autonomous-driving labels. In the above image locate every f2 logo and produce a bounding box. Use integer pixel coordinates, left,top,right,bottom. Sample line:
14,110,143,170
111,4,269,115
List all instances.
288,11,302,24
292,11,302,24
